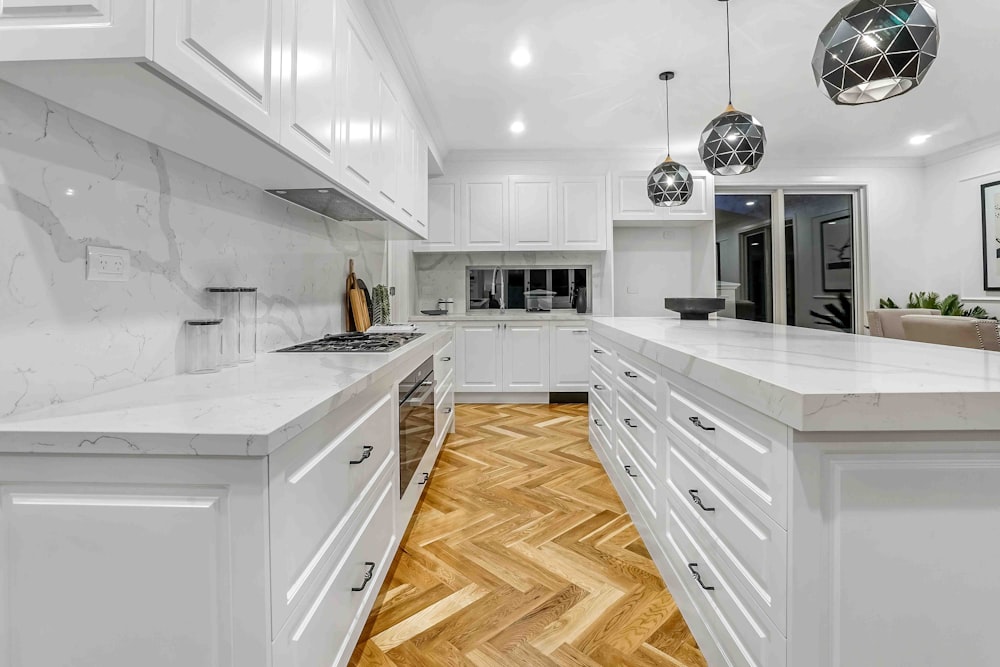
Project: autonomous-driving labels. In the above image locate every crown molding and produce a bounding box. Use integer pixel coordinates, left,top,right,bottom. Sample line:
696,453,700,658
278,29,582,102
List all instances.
921,131,1000,168
365,0,450,167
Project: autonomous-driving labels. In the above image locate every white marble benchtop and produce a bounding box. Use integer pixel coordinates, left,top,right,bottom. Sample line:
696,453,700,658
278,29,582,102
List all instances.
0,327,451,456
591,316,1000,432
410,312,593,322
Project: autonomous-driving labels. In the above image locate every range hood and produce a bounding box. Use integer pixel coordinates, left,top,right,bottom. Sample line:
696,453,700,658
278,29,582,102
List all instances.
265,187,387,223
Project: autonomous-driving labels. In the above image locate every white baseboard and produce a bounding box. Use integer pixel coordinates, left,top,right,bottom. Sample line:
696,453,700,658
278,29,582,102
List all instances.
456,392,549,404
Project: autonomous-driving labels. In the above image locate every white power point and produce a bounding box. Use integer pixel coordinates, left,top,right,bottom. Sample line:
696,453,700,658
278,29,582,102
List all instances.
86,245,130,282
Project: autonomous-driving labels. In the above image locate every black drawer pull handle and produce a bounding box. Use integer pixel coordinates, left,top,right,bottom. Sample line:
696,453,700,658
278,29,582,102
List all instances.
442,357,452,362
593,349,605,354
688,416,715,432
623,418,638,429
624,465,639,478
624,371,639,379
352,562,377,592
593,418,604,427
443,407,453,414
688,563,715,591
688,489,716,512
349,445,374,465
593,384,606,391
418,472,430,485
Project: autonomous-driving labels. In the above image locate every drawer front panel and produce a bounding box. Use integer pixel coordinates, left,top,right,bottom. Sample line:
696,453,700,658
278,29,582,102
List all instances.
269,393,394,631
616,435,656,518
616,389,658,468
590,338,615,376
666,506,786,667
668,437,788,631
616,349,659,414
590,392,613,449
273,477,396,667
590,366,614,411
435,338,455,378
667,386,788,528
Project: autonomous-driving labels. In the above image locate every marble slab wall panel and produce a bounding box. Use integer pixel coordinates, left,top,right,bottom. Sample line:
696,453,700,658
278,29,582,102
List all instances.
0,81,384,418
414,251,612,315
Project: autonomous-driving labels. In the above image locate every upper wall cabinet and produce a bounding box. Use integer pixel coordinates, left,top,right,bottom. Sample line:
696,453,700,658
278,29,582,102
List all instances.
559,176,609,250
462,177,509,250
422,179,460,250
613,170,715,223
510,176,558,250
336,2,379,199
0,1,146,61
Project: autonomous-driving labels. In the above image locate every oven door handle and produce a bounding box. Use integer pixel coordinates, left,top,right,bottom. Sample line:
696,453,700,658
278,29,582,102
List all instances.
405,383,435,406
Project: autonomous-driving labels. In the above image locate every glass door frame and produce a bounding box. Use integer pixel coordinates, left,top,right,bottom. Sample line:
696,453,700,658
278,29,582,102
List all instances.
715,186,870,333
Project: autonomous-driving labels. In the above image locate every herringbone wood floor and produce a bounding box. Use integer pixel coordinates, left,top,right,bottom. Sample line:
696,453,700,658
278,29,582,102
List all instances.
348,404,707,667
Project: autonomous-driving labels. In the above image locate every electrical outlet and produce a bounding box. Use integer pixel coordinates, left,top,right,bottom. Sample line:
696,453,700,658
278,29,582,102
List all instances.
86,246,130,282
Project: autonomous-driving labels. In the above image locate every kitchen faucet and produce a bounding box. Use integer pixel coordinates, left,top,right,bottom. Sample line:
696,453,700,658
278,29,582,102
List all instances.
490,266,506,313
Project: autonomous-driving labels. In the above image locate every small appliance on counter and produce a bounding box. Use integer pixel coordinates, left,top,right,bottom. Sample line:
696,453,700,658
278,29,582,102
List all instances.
525,289,556,312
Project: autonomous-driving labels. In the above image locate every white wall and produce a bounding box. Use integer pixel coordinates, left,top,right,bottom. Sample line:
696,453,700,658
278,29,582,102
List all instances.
613,227,696,317
0,81,384,418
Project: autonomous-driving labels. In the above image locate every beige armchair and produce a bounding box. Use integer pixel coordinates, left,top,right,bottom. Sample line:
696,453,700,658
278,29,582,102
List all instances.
901,315,1000,351
867,308,940,340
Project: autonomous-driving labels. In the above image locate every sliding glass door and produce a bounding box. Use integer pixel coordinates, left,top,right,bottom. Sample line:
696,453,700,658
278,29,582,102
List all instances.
715,190,862,333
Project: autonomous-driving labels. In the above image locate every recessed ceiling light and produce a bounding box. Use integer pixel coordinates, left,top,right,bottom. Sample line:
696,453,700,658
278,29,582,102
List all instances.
510,120,526,135
746,200,756,207
909,134,932,146
64,188,75,196
510,47,532,68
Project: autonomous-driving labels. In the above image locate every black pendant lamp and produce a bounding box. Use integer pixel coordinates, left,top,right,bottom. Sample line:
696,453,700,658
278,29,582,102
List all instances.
699,0,766,176
648,72,694,207
813,0,939,105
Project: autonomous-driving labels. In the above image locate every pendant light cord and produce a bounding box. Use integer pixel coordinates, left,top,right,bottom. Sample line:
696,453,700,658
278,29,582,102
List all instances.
664,77,671,157
725,0,733,105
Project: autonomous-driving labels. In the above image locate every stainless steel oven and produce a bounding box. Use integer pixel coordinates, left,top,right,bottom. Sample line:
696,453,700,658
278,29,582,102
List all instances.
398,357,435,498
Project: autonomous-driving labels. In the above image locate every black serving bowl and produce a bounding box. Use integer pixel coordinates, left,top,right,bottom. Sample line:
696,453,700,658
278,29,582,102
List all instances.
664,297,726,321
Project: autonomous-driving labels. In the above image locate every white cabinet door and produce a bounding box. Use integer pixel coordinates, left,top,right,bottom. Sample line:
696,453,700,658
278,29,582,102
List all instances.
613,170,715,222
550,323,591,391
397,112,417,224
280,0,338,174
0,1,146,61
336,2,379,199
154,0,281,140
665,173,714,221
559,176,608,250
461,177,508,250
509,176,557,250
376,75,400,209
457,324,502,392
415,132,430,232
419,179,459,250
502,323,550,392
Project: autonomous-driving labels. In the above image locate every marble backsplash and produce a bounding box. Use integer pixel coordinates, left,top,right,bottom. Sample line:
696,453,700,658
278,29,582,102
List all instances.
0,80,384,418
414,251,612,315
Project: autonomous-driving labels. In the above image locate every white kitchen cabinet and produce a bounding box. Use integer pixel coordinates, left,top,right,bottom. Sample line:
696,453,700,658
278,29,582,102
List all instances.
456,323,503,391
415,134,430,230
509,176,558,250
0,1,146,61
502,323,550,391
336,1,379,200
558,177,608,250
613,170,714,223
376,75,400,209
280,0,338,174
461,177,508,249
397,111,417,225
154,0,282,140
550,323,591,390
420,179,460,250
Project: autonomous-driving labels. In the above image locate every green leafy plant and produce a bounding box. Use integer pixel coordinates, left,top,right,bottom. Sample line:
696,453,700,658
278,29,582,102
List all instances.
811,293,853,331
880,292,994,320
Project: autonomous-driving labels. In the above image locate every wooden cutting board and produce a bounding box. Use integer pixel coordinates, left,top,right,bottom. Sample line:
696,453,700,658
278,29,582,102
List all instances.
346,259,370,332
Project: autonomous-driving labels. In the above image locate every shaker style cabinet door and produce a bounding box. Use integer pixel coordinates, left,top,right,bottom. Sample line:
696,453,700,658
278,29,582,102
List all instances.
418,179,459,250
502,323,550,391
336,1,379,200
456,324,502,392
509,176,557,250
461,177,508,249
550,324,591,390
613,170,714,222
154,0,282,140
559,176,608,250
376,75,401,209
0,0,146,61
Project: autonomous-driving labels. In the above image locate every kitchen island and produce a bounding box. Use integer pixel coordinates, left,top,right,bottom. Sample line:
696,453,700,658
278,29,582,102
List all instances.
0,326,455,667
589,316,1000,667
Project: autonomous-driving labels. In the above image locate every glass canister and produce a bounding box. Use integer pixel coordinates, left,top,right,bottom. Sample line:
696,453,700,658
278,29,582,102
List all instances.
238,287,258,363
207,288,241,367
185,320,223,374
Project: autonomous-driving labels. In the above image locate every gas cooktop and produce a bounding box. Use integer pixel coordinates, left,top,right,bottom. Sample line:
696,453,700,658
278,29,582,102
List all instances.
275,332,423,353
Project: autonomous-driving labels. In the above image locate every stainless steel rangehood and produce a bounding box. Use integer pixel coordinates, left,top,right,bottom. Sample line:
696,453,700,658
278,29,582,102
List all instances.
265,187,387,223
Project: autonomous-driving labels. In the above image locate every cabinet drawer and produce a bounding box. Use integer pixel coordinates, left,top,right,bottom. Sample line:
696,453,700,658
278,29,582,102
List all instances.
435,379,455,439
590,339,614,375
616,349,660,415
435,338,455,378
667,385,788,528
667,437,788,631
590,367,614,414
666,506,786,667
616,389,659,467
590,393,613,449
269,393,395,632
273,477,397,667
616,434,656,518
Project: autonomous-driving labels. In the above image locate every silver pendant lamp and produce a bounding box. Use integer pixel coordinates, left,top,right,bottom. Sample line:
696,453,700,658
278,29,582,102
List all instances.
648,72,694,207
699,0,766,176
813,0,939,105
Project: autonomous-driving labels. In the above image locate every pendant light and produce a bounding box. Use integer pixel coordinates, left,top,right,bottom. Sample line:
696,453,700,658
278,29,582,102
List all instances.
813,0,939,106
699,0,766,176
648,72,694,207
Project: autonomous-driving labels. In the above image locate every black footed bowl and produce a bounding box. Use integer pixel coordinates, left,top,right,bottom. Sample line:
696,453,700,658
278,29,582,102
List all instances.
664,297,726,321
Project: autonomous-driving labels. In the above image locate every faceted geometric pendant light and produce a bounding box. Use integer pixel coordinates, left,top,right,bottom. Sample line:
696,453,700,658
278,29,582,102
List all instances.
813,0,939,105
699,0,766,176
648,72,694,207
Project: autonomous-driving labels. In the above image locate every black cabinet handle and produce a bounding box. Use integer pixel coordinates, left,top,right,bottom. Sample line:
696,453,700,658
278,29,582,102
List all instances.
593,349,604,354
352,561,377,592
624,371,639,379
442,357,452,362
688,563,715,591
443,407,453,414
418,472,430,485
624,465,638,478
349,445,374,465
593,418,604,427
688,416,715,432
593,384,606,391
688,489,716,513
623,418,638,429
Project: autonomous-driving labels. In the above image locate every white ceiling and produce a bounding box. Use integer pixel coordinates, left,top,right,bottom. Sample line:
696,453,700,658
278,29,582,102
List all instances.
388,0,995,162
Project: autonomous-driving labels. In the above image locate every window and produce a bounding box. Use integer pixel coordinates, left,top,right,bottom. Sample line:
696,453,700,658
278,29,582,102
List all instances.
468,266,590,312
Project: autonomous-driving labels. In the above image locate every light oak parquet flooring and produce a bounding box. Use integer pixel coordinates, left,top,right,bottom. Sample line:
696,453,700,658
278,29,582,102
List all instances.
349,403,707,667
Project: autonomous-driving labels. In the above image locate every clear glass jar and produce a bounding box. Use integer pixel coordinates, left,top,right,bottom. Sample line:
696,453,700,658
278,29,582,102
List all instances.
185,319,222,374
207,288,241,367
238,288,258,363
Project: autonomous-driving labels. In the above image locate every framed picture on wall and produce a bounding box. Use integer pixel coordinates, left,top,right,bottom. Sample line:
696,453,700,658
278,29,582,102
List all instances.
820,213,853,293
981,180,1000,290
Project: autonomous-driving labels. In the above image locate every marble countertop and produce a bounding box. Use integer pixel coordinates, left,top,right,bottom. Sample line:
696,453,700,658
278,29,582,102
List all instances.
0,327,451,456
410,312,593,322
591,317,1000,432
